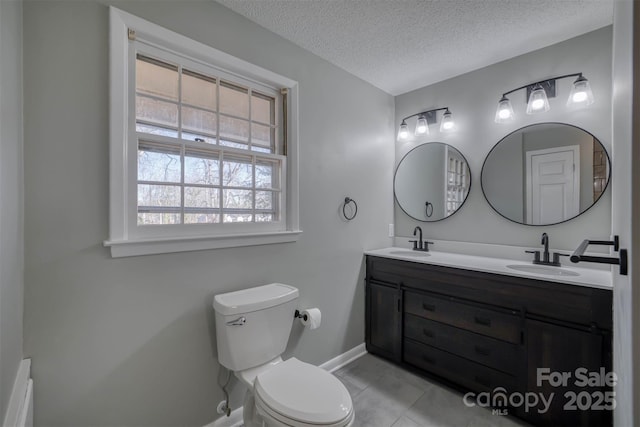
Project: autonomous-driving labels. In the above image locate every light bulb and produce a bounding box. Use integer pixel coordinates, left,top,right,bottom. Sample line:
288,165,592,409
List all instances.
440,109,455,132
567,75,594,108
415,115,429,135
573,92,588,103
494,95,514,123
397,120,409,140
526,84,550,114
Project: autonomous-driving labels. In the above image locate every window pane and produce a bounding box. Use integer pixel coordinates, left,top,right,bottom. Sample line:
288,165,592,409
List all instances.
136,95,178,128
182,70,216,110
185,186,219,208
251,146,272,154
136,56,179,101
220,140,248,150
138,145,181,183
182,132,216,144
255,161,276,189
182,106,216,135
223,158,253,187
256,213,274,222
251,123,272,149
185,213,219,224
219,115,249,142
138,212,181,225
251,92,274,124
185,153,219,185
223,189,252,209
223,213,253,223
137,123,179,138
138,184,181,207
256,190,275,210
220,81,249,118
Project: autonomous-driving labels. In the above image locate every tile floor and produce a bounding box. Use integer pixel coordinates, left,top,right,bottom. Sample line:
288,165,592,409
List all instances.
334,353,530,427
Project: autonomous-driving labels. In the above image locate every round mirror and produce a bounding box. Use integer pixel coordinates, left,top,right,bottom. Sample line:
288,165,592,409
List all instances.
481,123,610,226
394,142,471,222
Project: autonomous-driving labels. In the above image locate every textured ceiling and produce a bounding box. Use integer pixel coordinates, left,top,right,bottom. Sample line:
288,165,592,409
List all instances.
215,0,613,95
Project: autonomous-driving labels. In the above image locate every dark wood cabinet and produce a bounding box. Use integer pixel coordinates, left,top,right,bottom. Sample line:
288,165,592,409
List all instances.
525,319,611,427
365,255,613,427
365,280,401,362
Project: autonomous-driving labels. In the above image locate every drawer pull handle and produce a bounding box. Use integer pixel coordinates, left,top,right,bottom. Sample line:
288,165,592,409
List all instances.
475,376,491,387
423,329,434,338
474,346,490,356
474,316,492,326
422,303,436,312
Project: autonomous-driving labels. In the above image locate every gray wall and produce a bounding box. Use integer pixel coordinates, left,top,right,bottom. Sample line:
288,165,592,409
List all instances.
395,26,613,251
23,1,394,426
0,0,24,420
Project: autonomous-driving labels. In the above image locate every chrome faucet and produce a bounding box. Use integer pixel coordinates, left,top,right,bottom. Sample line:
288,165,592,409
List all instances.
410,226,433,252
526,232,569,266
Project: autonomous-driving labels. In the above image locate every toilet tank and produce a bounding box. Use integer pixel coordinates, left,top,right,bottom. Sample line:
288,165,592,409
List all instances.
214,283,299,371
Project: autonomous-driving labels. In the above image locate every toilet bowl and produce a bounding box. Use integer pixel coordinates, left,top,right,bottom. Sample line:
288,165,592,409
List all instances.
241,358,354,427
213,284,354,427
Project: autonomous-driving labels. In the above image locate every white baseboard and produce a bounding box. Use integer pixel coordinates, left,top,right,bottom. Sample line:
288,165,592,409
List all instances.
3,359,33,427
319,343,367,373
204,343,367,427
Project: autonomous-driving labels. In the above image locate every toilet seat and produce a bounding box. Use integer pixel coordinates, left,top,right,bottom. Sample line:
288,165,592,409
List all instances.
254,358,353,426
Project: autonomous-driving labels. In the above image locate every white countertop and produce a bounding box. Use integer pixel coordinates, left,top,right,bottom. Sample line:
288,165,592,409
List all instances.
365,247,612,290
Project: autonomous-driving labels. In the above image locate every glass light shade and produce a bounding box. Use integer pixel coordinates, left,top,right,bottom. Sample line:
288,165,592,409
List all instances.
440,109,455,132
494,96,514,123
415,115,429,135
567,76,594,107
397,120,409,140
526,84,550,114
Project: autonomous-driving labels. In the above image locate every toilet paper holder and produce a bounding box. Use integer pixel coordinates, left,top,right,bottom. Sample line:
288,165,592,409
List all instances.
294,310,308,321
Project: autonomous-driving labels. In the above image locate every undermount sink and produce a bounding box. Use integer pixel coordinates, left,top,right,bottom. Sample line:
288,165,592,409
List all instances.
388,250,431,257
506,264,580,277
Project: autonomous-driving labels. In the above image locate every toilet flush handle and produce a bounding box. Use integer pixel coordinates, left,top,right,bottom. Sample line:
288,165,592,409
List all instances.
226,316,246,326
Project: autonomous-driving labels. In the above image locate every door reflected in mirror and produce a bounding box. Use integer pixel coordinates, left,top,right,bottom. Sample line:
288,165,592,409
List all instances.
394,142,471,222
481,123,610,226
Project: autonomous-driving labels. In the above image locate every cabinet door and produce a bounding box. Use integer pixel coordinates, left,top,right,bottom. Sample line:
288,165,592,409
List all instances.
366,281,401,362
525,319,612,427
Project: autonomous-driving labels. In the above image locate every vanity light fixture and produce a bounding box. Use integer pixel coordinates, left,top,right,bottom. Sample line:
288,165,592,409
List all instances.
494,73,594,123
415,115,429,135
526,84,550,114
440,109,455,132
397,107,455,141
397,120,409,140
495,95,515,123
567,75,594,107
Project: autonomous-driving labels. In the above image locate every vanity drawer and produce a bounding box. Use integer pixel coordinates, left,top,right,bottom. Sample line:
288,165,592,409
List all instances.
404,314,520,374
366,257,407,286
405,291,521,344
404,339,517,393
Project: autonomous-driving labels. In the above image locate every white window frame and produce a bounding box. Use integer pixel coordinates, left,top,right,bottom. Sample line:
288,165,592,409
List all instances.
105,7,300,257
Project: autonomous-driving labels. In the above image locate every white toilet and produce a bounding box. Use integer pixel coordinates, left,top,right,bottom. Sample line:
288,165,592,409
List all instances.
213,283,355,427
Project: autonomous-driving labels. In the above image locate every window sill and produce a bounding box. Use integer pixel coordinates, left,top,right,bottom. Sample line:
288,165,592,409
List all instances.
103,230,302,258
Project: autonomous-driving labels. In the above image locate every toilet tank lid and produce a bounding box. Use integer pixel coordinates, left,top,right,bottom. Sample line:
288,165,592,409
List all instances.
213,283,299,316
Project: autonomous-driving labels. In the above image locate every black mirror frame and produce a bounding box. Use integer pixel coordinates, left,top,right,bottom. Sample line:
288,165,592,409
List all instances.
480,122,611,226
394,142,473,223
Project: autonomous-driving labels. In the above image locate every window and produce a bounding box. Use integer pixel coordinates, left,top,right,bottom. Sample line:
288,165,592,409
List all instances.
106,8,300,257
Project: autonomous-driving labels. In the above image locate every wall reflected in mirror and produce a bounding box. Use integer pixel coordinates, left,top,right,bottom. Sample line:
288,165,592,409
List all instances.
394,142,471,222
481,123,610,226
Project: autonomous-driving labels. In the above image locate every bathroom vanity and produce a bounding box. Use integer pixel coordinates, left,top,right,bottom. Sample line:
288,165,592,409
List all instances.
365,248,612,427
